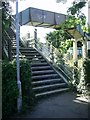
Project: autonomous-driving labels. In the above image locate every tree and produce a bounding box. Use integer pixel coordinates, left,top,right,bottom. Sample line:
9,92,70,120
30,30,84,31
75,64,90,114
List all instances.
46,30,72,54
61,1,89,33
2,1,12,30
67,1,86,16
46,0,88,55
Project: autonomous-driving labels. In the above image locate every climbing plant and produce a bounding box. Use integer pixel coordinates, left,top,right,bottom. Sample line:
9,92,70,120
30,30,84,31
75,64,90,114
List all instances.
61,1,89,33
46,1,88,53
46,30,71,52
59,40,73,54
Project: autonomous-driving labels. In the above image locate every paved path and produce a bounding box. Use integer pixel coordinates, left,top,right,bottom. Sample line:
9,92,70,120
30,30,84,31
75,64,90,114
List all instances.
14,92,89,118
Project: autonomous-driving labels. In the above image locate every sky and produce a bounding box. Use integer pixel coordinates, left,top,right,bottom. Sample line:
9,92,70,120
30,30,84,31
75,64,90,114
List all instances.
10,0,88,43
11,0,74,14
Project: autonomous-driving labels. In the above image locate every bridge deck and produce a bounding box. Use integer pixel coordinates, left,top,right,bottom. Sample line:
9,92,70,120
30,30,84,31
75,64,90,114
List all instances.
12,7,90,40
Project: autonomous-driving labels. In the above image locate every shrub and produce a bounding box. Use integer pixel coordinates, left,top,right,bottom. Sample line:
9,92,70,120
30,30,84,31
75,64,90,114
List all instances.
2,61,19,118
2,59,35,117
68,61,80,92
83,58,90,89
77,58,90,95
12,58,35,112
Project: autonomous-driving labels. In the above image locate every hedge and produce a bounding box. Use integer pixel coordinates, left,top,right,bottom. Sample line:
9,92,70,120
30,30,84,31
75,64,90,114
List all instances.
2,59,35,118
12,59,35,112
83,58,90,88
2,61,18,118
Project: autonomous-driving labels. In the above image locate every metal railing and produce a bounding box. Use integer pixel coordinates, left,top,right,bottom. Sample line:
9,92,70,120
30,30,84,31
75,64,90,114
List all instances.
3,13,26,60
3,29,26,60
11,16,27,47
27,38,73,80
3,30,12,60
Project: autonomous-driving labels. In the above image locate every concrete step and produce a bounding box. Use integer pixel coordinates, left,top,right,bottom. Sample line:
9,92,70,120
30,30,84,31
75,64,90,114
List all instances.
33,83,67,93
25,55,43,60
26,55,43,59
30,58,46,63
12,45,17,47
32,78,62,86
12,49,42,57
12,55,26,59
20,47,36,51
22,52,40,56
31,62,48,67
35,88,69,97
12,47,35,51
12,49,38,54
33,82,67,90
12,41,16,43
25,57,45,62
12,41,16,44
31,66,51,71
21,50,37,53
32,70,55,75
32,74,59,80
12,43,16,46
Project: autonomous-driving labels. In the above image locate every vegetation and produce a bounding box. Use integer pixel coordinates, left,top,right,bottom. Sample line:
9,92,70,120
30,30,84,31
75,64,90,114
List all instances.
2,1,12,30
46,1,88,54
69,63,81,92
46,1,90,95
13,59,35,112
46,30,72,54
61,1,89,33
83,58,90,88
78,58,90,95
2,59,35,118
68,58,90,95
2,60,19,118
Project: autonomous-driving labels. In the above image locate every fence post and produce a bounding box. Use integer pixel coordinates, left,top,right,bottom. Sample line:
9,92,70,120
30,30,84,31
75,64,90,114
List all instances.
8,36,12,61
51,43,54,63
34,28,37,48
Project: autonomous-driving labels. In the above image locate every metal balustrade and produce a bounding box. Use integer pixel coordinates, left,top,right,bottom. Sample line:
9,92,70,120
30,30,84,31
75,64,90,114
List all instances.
10,16,27,47
27,38,73,81
3,29,26,60
3,30,12,60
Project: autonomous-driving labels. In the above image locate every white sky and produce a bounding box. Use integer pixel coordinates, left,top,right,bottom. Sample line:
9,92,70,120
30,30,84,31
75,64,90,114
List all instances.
11,0,74,14
10,0,88,43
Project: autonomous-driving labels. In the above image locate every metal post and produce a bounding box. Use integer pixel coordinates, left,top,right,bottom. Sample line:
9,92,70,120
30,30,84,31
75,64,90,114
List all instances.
34,28,37,48
51,42,54,62
16,0,22,112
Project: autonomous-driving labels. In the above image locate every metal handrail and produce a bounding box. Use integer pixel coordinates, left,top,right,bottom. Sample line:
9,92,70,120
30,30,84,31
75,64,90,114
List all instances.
10,16,27,47
4,29,26,60
3,30,12,58
27,38,73,80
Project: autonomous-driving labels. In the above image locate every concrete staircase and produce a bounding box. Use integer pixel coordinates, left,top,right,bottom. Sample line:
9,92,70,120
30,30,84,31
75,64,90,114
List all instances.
6,28,69,97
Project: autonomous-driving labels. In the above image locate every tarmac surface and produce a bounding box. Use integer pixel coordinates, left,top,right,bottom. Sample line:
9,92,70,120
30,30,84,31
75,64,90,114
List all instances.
13,91,89,118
